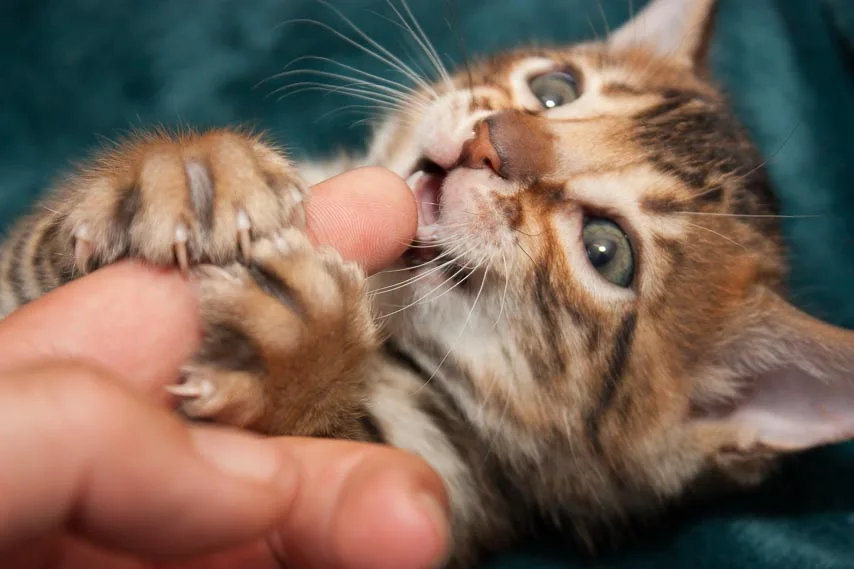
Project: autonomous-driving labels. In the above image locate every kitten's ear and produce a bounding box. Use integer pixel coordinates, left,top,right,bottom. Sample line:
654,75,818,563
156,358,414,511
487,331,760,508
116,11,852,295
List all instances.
696,290,854,455
608,0,717,70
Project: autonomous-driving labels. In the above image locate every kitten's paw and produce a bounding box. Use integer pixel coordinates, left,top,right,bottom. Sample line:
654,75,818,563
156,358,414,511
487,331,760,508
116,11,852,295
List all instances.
57,129,308,275
171,232,378,435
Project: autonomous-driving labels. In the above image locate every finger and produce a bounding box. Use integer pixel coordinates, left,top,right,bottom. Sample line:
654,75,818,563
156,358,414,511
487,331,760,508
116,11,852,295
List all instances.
306,166,417,274
269,437,450,569
0,263,200,395
0,361,299,558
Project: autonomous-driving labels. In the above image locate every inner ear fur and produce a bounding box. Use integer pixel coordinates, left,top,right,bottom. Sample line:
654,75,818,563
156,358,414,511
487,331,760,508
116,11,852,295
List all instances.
692,287,854,458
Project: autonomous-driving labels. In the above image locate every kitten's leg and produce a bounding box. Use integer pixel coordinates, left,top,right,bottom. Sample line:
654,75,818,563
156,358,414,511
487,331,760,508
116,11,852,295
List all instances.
170,231,381,440
0,129,309,315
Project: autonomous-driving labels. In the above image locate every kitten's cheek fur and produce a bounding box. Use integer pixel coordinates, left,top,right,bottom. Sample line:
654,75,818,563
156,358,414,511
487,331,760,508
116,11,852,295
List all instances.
306,167,417,274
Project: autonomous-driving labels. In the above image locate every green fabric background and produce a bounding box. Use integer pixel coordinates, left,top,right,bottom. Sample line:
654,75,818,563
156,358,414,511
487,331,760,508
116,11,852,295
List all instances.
2,0,854,567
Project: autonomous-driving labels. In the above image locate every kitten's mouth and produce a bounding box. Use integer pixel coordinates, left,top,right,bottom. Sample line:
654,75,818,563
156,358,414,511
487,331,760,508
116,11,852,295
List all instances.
403,158,448,265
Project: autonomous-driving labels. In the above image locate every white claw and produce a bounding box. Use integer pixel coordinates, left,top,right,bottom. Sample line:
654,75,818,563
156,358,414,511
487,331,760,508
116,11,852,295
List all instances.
174,224,189,274
165,378,215,400
236,210,251,230
273,235,288,253
165,383,202,398
236,210,252,262
73,224,91,274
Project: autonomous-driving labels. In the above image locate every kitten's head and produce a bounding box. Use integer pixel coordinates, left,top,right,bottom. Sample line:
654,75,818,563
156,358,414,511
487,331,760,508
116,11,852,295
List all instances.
371,0,854,522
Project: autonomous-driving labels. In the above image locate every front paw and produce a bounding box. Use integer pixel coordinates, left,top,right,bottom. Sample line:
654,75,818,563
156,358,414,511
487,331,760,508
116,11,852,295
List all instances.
52,129,308,275
168,231,379,437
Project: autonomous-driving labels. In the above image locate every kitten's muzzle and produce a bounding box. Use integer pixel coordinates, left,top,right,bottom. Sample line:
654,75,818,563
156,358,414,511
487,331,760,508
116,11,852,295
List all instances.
457,111,556,181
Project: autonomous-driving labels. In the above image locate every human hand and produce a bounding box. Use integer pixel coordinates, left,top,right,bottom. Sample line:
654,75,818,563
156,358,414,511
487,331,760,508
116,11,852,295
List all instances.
0,168,450,569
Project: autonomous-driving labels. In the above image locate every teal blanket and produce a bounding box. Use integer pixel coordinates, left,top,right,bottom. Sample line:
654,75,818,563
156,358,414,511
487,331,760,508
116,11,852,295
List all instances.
2,1,854,567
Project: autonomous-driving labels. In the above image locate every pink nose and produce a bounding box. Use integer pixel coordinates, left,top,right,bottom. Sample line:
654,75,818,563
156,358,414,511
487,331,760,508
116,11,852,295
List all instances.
458,120,502,175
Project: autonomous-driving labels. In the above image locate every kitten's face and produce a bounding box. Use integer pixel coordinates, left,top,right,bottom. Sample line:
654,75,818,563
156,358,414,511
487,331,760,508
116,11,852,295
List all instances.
368,0,854,520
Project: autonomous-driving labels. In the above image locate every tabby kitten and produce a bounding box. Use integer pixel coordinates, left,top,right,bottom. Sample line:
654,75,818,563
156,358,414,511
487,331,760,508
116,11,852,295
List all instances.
3,0,854,566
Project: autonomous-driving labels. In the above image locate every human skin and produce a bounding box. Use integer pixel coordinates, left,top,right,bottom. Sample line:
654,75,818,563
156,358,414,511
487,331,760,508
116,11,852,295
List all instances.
0,168,450,569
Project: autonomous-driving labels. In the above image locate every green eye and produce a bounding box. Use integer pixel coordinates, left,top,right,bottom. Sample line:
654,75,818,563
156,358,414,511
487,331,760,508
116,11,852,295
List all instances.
529,71,580,109
582,218,634,288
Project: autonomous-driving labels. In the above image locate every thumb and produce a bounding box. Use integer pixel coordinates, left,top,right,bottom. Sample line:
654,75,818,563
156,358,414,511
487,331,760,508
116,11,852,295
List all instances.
0,360,299,557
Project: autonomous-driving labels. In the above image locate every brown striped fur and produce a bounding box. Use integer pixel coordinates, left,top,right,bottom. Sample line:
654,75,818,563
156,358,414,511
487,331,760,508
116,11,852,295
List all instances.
3,1,854,566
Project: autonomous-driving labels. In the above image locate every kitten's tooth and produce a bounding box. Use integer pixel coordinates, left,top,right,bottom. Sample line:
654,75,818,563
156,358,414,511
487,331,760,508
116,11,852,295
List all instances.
236,209,252,262
406,170,425,194
416,223,440,242
174,224,189,274
407,170,429,228
73,225,91,274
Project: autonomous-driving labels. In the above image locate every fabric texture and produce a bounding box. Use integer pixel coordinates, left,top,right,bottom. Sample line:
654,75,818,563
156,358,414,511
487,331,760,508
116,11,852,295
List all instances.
2,0,854,567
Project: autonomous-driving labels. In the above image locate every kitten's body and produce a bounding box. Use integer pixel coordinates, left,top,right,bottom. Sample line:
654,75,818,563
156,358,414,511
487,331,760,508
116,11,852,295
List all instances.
3,0,854,566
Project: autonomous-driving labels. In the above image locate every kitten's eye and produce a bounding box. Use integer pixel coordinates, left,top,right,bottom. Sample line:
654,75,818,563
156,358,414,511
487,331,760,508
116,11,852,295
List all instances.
529,71,580,109
582,218,634,288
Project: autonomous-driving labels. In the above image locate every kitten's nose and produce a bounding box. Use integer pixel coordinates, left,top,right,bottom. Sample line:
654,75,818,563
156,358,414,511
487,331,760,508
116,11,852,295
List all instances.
457,111,555,180
458,120,502,175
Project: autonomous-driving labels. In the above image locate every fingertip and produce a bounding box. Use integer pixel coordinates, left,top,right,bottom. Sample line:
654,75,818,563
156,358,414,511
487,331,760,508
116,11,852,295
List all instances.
306,167,417,274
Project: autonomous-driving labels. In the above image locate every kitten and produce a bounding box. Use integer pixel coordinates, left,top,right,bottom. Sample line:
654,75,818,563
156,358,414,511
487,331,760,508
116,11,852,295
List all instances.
3,0,854,566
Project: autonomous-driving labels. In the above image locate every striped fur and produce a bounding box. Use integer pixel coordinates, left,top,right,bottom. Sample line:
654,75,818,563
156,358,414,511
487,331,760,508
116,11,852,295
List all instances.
4,1,854,566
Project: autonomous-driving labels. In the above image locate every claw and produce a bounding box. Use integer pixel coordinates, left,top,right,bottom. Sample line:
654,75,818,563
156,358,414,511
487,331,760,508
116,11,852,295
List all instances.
290,188,304,204
165,378,214,400
73,225,91,275
236,210,252,262
174,224,189,274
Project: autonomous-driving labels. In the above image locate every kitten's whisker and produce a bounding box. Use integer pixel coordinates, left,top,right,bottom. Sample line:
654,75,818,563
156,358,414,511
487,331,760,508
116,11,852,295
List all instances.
282,8,437,96
364,9,437,87
673,211,821,219
350,115,419,129
272,69,430,107
273,85,409,110
684,222,747,250
442,0,473,94
316,104,415,125
370,244,474,294
492,252,510,331
586,15,602,43
270,55,431,102
596,0,612,40
273,81,418,110
511,227,546,238
377,251,484,316
415,257,491,394
275,90,416,119
392,0,455,91
370,251,463,291
514,241,536,266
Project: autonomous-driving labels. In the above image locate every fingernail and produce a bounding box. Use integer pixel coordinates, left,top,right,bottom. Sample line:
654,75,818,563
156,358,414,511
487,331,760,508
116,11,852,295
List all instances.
192,427,298,490
416,493,452,569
